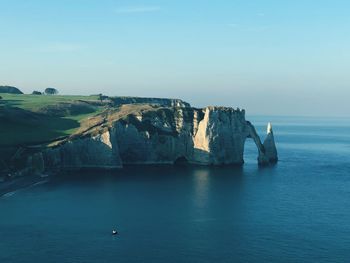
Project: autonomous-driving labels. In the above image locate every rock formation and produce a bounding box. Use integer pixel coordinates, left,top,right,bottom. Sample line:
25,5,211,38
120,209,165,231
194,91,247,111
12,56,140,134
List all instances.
43,131,122,170
263,123,278,163
40,104,278,171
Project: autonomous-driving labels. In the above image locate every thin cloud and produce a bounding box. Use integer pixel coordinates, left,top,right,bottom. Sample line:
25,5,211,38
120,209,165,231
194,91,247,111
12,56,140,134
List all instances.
115,6,161,14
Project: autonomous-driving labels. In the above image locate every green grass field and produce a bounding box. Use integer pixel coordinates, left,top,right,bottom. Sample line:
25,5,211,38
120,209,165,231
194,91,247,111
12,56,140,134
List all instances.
0,94,104,146
0,94,99,112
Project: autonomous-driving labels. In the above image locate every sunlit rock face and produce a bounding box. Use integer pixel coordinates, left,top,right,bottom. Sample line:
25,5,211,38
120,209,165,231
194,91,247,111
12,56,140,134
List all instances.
40,105,278,171
43,131,122,170
263,123,278,163
193,107,248,165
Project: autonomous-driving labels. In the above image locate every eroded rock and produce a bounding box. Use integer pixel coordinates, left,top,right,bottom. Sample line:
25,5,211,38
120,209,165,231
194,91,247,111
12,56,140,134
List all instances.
40,105,278,169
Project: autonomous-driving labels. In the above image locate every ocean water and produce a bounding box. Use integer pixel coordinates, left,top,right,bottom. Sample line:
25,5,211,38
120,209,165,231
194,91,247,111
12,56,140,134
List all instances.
1,116,350,263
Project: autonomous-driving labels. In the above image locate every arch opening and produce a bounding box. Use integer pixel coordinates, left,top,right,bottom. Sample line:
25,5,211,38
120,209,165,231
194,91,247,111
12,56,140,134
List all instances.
174,156,189,166
243,138,259,165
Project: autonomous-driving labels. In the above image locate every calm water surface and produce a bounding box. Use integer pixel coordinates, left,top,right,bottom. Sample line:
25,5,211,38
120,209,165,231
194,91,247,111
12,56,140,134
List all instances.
1,116,350,263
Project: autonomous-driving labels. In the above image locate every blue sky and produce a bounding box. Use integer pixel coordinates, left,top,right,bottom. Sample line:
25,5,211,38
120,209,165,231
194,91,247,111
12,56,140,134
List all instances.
1,0,350,116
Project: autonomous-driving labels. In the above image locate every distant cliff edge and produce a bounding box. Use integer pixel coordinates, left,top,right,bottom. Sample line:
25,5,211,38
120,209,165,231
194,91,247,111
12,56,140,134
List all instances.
1,96,278,179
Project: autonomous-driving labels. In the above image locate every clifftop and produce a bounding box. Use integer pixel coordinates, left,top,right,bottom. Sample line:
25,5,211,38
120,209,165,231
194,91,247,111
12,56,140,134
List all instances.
0,94,278,178
110,96,191,108
0,94,192,147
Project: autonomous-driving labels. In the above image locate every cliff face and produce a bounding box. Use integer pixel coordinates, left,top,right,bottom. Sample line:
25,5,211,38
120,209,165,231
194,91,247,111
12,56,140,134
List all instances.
263,123,278,163
40,105,277,171
43,131,122,170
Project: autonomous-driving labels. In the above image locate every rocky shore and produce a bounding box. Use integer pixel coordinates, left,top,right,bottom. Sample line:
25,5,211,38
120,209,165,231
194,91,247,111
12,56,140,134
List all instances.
0,174,49,197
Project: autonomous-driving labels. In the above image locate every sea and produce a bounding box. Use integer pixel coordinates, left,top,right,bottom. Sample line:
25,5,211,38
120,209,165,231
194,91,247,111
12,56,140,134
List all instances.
1,116,350,263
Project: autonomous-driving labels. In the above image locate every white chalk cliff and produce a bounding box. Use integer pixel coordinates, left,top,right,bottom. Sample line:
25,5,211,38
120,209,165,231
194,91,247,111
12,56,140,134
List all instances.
263,123,278,163
39,104,278,171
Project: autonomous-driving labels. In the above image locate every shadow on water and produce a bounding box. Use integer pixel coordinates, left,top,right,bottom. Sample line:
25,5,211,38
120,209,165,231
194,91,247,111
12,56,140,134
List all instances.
42,165,251,203
49,165,247,186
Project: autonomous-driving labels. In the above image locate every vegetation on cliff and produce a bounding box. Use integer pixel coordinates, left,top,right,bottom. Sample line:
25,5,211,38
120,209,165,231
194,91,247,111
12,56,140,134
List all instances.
0,92,194,147
0,94,104,146
0,86,23,94
0,92,277,179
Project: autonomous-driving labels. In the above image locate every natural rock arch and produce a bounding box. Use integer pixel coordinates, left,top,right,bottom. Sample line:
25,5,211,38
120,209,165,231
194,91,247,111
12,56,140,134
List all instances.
245,121,278,165
174,156,189,166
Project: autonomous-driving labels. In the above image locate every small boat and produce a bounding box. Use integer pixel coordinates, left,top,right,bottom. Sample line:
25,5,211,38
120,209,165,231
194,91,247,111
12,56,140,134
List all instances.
112,230,118,235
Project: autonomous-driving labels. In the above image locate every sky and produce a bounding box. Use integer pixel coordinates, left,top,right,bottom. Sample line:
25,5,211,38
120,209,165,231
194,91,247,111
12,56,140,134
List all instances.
0,0,350,116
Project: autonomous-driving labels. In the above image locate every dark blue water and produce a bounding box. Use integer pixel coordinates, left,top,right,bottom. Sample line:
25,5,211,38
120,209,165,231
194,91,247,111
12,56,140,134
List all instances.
1,116,350,263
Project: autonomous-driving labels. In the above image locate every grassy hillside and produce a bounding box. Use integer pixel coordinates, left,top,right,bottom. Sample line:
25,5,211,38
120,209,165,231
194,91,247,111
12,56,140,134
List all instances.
0,94,99,111
0,94,104,146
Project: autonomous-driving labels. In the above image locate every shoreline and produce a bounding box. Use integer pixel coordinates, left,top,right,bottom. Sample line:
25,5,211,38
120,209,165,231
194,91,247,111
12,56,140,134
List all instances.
0,174,49,197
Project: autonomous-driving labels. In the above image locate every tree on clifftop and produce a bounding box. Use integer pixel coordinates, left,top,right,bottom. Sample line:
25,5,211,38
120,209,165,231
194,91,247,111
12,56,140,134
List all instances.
45,87,58,95
0,86,23,94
